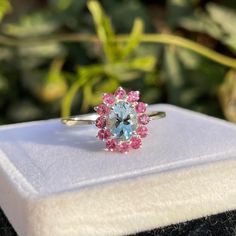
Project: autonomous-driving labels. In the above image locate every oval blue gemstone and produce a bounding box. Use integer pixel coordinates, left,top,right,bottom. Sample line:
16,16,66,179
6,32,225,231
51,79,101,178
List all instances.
107,101,138,141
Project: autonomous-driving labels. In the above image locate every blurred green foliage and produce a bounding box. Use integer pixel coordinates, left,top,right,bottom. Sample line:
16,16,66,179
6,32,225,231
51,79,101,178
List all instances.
0,0,236,124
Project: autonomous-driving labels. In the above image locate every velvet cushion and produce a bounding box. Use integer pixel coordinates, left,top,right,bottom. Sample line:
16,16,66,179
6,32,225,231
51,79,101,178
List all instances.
0,104,236,236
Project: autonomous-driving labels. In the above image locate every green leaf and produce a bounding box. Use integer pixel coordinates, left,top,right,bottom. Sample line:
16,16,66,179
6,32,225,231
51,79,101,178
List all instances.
179,3,236,51
0,0,11,22
61,79,83,117
106,56,156,73
179,11,223,41
61,65,104,117
163,46,186,105
120,18,143,59
77,64,104,78
3,11,58,37
177,46,201,69
103,56,156,82
93,76,118,94
47,59,64,83
162,45,225,114
41,59,68,102
23,61,68,103
87,0,120,62
19,43,64,59
207,3,236,35
207,3,236,51
17,43,65,70
81,84,92,112
127,56,156,71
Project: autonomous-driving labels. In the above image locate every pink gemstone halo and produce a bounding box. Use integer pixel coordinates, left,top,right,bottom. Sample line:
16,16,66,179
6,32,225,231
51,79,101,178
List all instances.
61,87,165,153
94,87,151,153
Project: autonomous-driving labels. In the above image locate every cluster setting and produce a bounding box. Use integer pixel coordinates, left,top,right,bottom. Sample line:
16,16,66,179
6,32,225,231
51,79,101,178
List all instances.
94,87,150,153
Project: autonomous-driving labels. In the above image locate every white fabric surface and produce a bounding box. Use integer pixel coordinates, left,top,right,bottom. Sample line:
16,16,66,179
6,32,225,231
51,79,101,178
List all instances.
0,104,236,236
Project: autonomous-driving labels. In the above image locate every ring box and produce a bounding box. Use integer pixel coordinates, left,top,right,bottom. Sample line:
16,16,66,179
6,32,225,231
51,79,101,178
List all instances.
0,104,236,236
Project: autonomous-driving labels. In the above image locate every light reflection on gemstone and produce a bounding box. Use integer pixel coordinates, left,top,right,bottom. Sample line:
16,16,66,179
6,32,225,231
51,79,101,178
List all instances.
107,101,138,141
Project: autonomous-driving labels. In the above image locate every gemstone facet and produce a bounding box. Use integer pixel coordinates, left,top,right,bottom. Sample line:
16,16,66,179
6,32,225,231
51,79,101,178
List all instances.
95,87,149,153
103,93,115,105
136,126,148,138
106,139,117,151
95,116,106,128
138,114,150,125
127,91,140,102
117,142,130,153
114,87,126,99
130,137,142,149
96,104,110,116
107,101,138,141
136,102,147,113
97,129,111,140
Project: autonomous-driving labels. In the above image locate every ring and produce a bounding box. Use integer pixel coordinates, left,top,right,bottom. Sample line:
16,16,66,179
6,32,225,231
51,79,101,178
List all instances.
61,87,166,153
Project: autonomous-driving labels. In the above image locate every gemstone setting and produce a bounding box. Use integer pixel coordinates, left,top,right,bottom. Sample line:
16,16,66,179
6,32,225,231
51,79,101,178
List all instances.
95,87,149,153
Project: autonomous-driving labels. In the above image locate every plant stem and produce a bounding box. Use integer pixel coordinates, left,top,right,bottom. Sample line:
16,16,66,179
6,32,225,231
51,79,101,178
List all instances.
139,34,236,69
1,33,236,68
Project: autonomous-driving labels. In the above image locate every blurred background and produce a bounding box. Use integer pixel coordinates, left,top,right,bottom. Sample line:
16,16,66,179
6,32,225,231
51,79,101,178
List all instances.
0,0,236,124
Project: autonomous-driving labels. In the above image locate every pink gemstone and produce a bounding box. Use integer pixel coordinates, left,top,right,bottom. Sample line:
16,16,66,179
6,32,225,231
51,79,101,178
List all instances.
114,87,126,99
106,139,117,151
103,93,115,105
127,91,140,102
96,103,110,116
95,116,106,128
138,114,150,125
136,126,148,138
97,129,111,140
130,137,142,149
117,142,130,153
135,102,147,113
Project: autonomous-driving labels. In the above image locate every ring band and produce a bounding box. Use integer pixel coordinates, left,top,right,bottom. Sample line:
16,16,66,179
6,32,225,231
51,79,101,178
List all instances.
61,87,166,153
61,111,166,126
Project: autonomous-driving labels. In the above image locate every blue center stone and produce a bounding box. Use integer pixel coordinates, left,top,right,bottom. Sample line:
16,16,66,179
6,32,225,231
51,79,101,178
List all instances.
107,101,138,141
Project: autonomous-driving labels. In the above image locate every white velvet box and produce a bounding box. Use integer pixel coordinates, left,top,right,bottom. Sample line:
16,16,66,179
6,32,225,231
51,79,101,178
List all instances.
0,104,236,236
